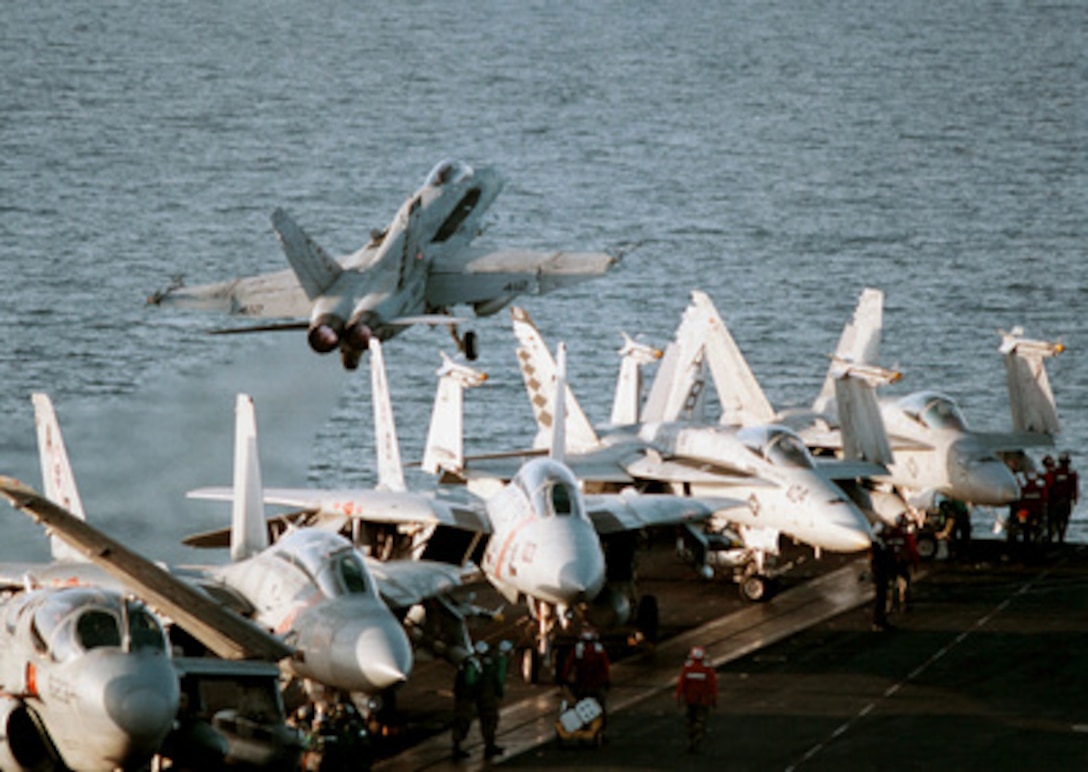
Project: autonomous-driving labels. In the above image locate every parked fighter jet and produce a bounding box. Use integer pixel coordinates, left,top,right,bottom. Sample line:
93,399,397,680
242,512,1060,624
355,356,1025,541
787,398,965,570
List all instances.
150,159,618,369
0,584,178,772
700,288,1064,516
190,339,731,682
466,304,878,601
1,395,466,706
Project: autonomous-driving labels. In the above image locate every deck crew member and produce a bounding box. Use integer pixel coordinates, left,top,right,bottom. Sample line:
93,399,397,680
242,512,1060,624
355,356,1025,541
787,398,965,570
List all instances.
675,646,718,753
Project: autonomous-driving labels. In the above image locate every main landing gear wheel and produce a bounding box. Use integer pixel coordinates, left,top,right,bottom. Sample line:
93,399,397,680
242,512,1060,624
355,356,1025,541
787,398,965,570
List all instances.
915,530,938,561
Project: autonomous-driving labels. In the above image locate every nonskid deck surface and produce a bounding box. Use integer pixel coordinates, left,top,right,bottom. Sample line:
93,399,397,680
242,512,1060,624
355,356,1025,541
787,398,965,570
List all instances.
375,541,872,771
378,540,1088,771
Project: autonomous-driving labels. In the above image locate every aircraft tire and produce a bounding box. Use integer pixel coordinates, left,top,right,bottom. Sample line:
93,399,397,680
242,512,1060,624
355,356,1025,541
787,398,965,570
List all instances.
740,573,771,602
463,330,479,361
636,595,660,644
915,531,938,561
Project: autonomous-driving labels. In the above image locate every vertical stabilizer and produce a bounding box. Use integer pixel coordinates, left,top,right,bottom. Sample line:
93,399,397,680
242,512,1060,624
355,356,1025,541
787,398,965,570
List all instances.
422,352,488,475
610,333,662,426
230,394,269,562
369,338,406,492
31,393,86,562
270,208,343,300
642,293,715,423
510,307,599,452
999,328,1064,435
686,291,775,427
813,288,884,416
831,362,899,465
550,344,568,463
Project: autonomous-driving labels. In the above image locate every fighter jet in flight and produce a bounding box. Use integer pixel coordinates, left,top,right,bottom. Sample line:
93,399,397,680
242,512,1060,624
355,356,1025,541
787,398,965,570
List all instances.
1,394,467,708
150,159,618,369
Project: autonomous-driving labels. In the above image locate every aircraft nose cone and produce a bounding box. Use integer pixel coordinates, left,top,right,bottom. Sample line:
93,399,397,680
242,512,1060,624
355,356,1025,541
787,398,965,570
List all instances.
353,622,413,692
103,665,179,753
557,559,606,603
960,461,1020,505
820,500,875,552
115,686,176,739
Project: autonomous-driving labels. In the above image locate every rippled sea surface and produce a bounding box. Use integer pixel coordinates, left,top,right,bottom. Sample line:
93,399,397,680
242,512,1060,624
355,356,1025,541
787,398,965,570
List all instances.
2,1,1086,559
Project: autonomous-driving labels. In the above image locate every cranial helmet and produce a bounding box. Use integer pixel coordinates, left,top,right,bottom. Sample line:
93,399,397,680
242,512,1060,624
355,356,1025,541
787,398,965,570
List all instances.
690,646,706,661
474,640,490,655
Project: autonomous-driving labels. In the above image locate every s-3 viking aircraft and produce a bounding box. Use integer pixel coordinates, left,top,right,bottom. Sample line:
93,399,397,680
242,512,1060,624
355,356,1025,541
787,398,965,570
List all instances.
0,394,467,713
188,338,733,683
149,159,619,369
695,288,1065,520
0,584,178,771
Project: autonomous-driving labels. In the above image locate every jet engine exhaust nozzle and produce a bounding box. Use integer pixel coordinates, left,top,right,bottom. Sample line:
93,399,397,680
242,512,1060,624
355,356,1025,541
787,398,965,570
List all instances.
343,322,373,352
308,315,343,353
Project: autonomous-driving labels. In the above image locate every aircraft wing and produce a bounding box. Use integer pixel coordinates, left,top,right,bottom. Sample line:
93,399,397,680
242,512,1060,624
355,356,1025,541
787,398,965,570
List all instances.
621,452,774,487
0,477,293,663
971,431,1055,453
813,458,889,481
189,486,492,534
148,267,312,319
366,558,471,609
797,424,935,454
425,249,617,309
584,492,740,535
457,448,636,485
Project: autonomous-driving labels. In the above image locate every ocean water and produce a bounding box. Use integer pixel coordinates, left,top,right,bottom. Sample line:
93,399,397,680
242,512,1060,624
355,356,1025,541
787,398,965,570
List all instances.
2,0,1086,561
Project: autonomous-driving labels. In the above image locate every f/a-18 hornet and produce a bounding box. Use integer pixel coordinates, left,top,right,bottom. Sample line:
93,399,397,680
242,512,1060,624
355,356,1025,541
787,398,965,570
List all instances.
0,582,177,771
150,159,619,369
769,289,1065,519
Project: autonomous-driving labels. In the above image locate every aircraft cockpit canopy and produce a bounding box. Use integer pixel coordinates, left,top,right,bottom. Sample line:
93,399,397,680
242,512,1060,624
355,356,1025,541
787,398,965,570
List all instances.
425,159,473,188
315,547,370,599
899,392,968,431
277,530,371,599
737,425,815,469
519,459,586,520
27,588,167,662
